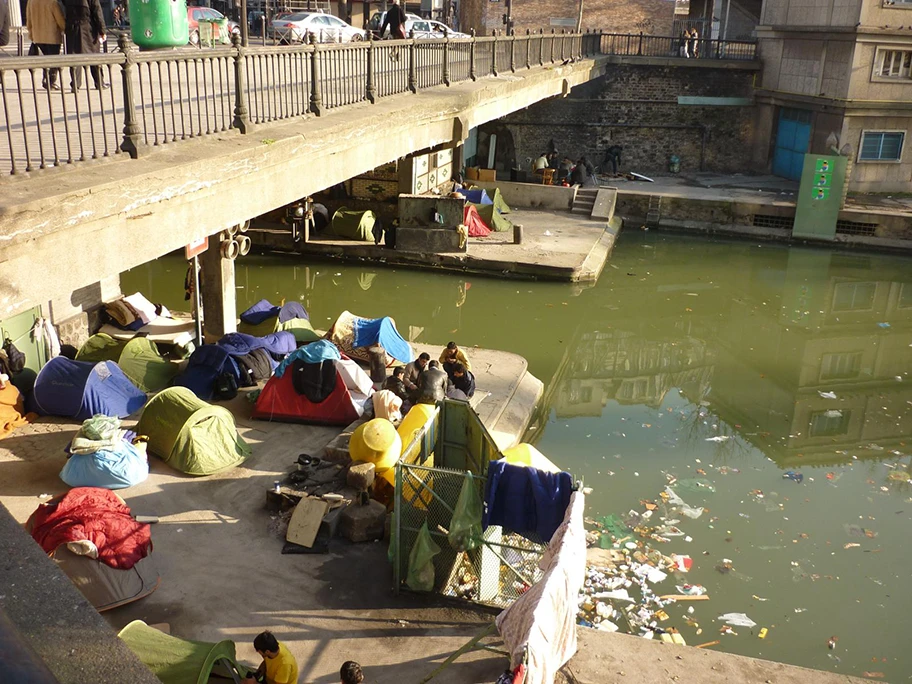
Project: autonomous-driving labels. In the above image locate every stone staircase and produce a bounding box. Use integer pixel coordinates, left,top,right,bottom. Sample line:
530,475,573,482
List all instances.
571,188,599,215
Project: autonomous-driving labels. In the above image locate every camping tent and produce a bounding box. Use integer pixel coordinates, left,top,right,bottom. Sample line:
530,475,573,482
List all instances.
329,208,376,241
463,204,492,238
136,387,250,475
238,299,309,337
28,357,147,420
119,620,247,684
76,333,179,393
60,439,150,490
473,203,514,232
170,345,242,400
326,310,413,366
252,340,374,425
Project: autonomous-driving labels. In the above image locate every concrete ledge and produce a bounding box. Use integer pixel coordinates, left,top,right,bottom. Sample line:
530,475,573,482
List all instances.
472,180,577,210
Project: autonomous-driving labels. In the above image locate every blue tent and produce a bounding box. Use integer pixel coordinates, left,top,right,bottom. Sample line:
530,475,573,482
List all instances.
217,332,297,358
171,345,241,400
274,339,340,378
278,302,308,323
28,357,147,420
462,189,493,205
240,299,281,326
352,317,412,364
60,440,149,490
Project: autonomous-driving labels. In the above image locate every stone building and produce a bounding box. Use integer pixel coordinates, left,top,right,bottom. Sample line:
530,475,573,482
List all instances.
458,0,676,38
753,0,912,191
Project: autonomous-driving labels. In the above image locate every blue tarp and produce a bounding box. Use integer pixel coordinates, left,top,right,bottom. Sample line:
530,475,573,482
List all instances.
240,299,281,326
28,357,147,421
352,317,413,364
217,332,297,357
462,189,493,206
278,301,308,323
60,440,149,489
171,345,241,400
274,340,340,378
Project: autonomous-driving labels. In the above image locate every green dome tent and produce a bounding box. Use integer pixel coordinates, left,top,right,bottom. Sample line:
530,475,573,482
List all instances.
329,207,376,241
472,203,514,233
136,387,250,475
119,620,248,684
76,333,179,393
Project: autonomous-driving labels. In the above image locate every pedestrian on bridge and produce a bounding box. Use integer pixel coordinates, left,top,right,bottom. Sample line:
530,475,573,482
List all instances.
26,0,66,89
63,0,107,91
380,0,406,39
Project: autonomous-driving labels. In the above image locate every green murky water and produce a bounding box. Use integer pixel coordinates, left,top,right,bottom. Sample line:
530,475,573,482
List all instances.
124,233,912,681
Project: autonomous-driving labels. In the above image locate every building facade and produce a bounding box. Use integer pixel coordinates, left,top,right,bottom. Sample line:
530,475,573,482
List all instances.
753,0,912,192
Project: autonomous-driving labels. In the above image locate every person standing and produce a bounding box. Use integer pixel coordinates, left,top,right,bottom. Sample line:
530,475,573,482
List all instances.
380,0,406,39
27,0,66,89
688,28,699,59
679,28,689,58
63,0,107,91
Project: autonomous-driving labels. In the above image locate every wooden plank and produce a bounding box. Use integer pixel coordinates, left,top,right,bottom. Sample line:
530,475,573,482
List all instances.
286,496,329,548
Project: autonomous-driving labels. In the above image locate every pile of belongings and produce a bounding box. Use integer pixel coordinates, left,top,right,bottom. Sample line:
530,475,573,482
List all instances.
60,415,149,490
0,373,31,439
103,293,169,332
216,331,296,387
239,299,318,343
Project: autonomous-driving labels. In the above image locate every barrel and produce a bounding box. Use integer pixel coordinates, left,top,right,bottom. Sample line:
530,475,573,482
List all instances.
129,0,190,49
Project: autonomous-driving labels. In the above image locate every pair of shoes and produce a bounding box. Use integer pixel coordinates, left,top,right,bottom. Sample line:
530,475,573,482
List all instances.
47,82,61,91
97,82,110,90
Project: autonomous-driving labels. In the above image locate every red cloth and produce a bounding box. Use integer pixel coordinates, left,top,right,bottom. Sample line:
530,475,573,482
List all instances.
464,204,492,237
28,487,151,569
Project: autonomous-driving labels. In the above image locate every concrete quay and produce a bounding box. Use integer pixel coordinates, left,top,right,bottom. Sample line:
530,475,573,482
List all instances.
250,208,618,283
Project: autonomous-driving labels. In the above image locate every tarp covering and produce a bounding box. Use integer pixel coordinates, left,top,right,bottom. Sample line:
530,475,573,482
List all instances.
275,339,341,377
329,208,376,241
463,204,492,238
462,188,492,206
0,383,30,439
473,203,514,232
136,387,250,475
239,299,281,326
27,487,152,569
28,357,147,421
61,440,149,490
119,620,246,684
253,355,372,425
217,331,297,358
170,345,241,400
279,301,308,323
327,311,413,365
77,334,179,393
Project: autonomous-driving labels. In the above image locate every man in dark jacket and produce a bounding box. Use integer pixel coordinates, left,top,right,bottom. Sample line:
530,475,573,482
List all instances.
64,0,107,91
414,360,448,405
448,362,475,400
380,0,406,39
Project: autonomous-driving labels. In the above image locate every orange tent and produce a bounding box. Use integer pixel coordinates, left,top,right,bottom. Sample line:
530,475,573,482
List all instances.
463,204,492,237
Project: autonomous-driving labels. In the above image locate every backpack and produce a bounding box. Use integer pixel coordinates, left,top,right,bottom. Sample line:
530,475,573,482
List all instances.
213,371,238,401
3,338,26,374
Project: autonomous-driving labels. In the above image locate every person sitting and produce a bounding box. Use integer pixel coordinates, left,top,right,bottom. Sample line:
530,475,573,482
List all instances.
340,661,365,684
383,366,409,402
414,360,449,405
243,631,298,684
532,152,548,172
440,341,470,378
449,362,475,399
403,352,430,393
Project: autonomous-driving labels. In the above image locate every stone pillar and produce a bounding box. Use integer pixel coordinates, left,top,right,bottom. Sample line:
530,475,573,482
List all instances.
199,236,237,341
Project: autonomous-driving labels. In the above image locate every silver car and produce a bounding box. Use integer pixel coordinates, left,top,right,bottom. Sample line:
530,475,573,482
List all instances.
404,19,468,39
269,12,368,44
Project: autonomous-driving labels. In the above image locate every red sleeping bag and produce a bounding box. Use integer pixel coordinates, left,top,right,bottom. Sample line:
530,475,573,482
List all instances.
28,487,151,570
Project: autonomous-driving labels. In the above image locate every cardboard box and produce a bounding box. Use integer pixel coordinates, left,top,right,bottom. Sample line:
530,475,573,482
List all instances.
476,168,496,182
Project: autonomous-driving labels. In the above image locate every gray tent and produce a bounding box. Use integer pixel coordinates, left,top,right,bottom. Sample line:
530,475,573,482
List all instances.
48,545,161,612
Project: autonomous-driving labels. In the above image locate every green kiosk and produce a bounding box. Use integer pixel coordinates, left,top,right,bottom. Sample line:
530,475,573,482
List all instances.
791,154,848,240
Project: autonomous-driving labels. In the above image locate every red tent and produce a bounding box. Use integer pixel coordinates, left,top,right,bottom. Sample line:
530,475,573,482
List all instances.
464,204,492,237
252,357,373,426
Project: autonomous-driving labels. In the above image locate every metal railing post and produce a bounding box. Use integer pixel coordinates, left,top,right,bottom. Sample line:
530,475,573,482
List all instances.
366,33,377,103
637,31,643,56
509,31,516,72
560,29,566,62
408,31,418,93
550,28,555,63
492,30,498,76
231,33,252,133
309,34,323,115
469,29,477,81
442,30,450,86
539,28,544,64
525,28,531,68
117,35,142,158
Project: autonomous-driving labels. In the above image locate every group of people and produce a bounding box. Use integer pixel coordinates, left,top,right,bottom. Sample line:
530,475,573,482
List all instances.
533,151,601,186
382,341,476,414
243,631,365,684
21,0,109,90
679,28,700,59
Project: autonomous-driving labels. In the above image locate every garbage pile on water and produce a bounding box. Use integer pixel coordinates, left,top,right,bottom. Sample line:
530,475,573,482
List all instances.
577,474,751,646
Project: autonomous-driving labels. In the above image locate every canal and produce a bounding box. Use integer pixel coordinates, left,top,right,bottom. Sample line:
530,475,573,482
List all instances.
124,232,912,681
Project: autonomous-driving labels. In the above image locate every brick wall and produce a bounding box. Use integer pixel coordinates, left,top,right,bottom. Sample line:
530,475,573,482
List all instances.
497,63,756,175
462,0,675,37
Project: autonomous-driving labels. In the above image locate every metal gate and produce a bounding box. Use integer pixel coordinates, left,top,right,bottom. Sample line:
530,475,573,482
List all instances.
772,108,812,181
392,400,546,607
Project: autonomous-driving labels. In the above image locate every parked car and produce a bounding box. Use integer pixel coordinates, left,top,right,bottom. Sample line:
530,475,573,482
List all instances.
269,12,367,43
366,10,422,38
404,19,468,39
187,7,240,46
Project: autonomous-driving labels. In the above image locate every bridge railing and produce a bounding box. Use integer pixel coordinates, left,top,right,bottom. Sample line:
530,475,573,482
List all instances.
598,32,757,61
0,30,754,177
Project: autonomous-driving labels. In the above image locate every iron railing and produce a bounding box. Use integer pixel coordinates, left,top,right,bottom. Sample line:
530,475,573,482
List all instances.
0,30,756,176
599,32,757,61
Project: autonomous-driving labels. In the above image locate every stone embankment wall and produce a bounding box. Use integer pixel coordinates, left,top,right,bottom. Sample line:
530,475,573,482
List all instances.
498,63,756,175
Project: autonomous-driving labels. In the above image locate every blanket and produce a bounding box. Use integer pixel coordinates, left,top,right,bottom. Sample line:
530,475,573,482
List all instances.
0,382,30,439
28,487,151,569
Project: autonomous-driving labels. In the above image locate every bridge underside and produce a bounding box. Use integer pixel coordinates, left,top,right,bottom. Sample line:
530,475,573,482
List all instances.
0,58,607,319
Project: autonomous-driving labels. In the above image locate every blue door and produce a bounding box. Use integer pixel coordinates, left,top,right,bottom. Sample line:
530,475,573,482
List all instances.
772,108,812,180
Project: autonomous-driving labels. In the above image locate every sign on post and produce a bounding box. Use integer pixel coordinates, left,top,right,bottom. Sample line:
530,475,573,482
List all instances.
792,155,847,240
185,236,209,260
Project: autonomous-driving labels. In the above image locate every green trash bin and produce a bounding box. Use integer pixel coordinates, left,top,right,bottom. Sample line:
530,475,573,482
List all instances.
129,0,190,49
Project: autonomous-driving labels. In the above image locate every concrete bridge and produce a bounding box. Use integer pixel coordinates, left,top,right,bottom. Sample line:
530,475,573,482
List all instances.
0,32,757,332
